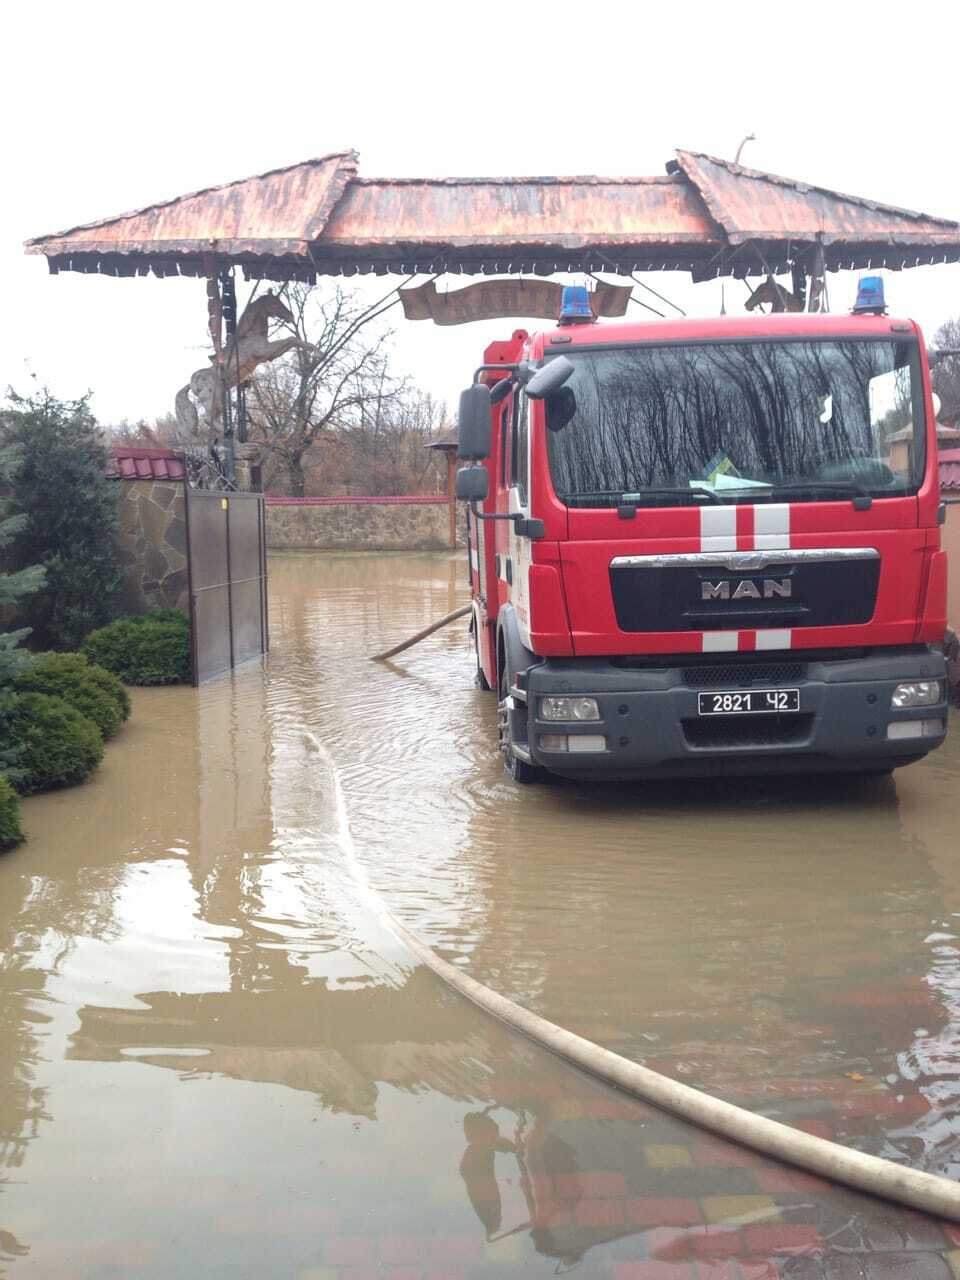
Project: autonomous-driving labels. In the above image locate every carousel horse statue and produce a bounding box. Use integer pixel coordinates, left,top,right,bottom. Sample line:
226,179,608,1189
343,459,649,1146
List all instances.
175,291,308,434
744,273,825,315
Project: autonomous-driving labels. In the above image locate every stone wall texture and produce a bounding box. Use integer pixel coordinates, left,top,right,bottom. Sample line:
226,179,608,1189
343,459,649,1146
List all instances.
265,498,464,552
115,480,189,613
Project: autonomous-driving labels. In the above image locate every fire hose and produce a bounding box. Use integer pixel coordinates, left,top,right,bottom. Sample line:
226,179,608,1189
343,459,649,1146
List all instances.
371,604,471,662
387,910,960,1222
364,611,960,1219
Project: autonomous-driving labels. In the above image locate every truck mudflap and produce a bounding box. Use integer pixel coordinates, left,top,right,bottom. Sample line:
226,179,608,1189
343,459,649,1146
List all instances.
520,646,948,779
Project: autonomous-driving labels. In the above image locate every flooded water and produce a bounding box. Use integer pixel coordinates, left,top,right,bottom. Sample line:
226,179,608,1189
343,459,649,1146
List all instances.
3,550,960,1279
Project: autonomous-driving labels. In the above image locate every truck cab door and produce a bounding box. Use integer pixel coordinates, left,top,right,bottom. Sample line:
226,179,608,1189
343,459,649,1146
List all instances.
506,392,533,649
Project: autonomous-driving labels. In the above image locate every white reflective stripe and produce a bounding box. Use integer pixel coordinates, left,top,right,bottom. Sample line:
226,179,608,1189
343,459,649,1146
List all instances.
702,631,740,652
700,506,737,552
754,504,791,550
755,629,792,650
470,549,479,572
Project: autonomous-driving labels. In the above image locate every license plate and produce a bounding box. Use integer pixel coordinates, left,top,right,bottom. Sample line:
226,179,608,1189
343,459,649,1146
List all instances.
698,688,800,716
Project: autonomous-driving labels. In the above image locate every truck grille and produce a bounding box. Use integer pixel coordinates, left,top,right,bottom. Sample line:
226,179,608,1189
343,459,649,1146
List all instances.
682,661,806,688
610,557,880,633
682,713,814,750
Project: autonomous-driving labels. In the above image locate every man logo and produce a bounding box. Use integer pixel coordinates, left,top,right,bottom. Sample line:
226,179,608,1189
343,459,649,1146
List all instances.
701,578,792,601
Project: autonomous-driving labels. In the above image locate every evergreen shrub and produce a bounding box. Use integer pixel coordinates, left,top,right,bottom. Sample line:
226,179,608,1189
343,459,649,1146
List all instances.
83,618,191,686
0,390,120,650
8,692,103,793
15,652,128,739
0,775,23,850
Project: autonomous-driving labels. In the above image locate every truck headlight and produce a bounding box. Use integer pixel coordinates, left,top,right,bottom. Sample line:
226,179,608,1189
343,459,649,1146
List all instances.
891,681,942,709
539,696,600,722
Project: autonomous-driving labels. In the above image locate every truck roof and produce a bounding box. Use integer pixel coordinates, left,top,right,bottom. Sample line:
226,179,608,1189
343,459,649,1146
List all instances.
533,312,919,351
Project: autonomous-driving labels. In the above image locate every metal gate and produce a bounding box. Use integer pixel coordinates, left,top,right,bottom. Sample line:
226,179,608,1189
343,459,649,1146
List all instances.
185,491,269,684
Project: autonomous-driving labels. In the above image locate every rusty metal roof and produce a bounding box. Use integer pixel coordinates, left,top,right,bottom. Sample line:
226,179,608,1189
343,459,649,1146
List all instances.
672,151,960,279
25,149,960,282
27,151,359,278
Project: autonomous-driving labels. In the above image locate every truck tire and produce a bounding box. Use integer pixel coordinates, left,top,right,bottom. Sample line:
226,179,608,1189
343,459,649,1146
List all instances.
497,667,546,785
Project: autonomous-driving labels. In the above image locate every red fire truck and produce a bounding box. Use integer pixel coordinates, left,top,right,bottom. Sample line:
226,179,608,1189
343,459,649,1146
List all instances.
457,286,949,782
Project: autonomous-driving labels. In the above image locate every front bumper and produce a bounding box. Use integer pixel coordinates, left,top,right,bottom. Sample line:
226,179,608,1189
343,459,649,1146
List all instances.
520,646,949,779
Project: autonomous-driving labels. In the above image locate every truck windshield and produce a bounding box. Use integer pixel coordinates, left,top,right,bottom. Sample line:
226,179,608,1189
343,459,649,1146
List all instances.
545,338,925,507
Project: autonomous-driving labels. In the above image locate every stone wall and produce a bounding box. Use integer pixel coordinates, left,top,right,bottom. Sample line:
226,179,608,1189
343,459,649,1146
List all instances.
114,480,189,613
265,497,464,552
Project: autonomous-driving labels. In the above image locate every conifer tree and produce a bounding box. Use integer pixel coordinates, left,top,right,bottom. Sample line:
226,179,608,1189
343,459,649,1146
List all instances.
0,437,45,773
1,390,120,651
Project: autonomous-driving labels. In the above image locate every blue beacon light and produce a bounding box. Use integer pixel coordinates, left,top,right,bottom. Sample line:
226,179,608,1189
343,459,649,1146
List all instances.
558,285,595,325
852,276,887,315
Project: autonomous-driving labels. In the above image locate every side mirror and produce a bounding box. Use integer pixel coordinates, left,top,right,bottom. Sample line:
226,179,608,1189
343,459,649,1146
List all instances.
525,354,574,400
457,385,492,459
455,465,489,502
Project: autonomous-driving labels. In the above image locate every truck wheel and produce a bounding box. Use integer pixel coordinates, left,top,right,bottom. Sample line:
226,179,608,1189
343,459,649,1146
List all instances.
497,669,545,784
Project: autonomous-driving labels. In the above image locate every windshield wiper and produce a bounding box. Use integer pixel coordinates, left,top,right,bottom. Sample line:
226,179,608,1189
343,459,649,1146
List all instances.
769,480,875,508
563,487,725,507
625,486,726,504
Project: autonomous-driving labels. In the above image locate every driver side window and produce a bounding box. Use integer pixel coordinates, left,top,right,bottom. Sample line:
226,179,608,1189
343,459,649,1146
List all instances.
511,393,529,503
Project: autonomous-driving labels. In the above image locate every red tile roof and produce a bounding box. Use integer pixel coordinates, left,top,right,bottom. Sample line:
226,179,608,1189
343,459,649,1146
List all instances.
108,445,185,482
940,448,960,491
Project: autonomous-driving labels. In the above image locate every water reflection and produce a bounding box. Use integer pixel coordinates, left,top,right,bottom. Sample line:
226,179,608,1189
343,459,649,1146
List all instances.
0,550,958,1277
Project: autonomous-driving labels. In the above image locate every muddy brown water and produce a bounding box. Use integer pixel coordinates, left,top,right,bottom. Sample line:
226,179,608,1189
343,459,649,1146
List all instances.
2,550,960,1279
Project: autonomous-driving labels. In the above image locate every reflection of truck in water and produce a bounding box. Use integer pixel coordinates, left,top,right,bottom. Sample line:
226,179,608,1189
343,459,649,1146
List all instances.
457,290,949,782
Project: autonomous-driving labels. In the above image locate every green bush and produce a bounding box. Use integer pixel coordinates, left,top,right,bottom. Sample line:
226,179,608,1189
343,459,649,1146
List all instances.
130,608,190,630
7,692,103,794
0,775,23,850
82,618,191,686
15,651,128,739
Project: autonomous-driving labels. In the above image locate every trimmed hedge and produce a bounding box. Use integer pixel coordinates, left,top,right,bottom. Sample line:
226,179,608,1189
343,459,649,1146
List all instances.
15,651,129,739
8,692,103,794
82,617,191,686
130,608,190,630
0,775,23,850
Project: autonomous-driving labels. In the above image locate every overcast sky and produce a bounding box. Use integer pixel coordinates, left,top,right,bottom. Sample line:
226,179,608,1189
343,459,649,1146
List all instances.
2,1,958,428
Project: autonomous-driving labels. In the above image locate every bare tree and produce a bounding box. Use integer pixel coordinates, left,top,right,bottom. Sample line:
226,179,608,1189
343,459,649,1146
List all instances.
340,385,448,494
246,283,402,496
106,281,452,495
932,316,960,422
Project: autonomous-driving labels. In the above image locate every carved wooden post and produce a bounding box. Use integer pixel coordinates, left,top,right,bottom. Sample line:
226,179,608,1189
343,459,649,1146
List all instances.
205,265,224,357
221,270,238,481
807,241,827,313
790,260,808,312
